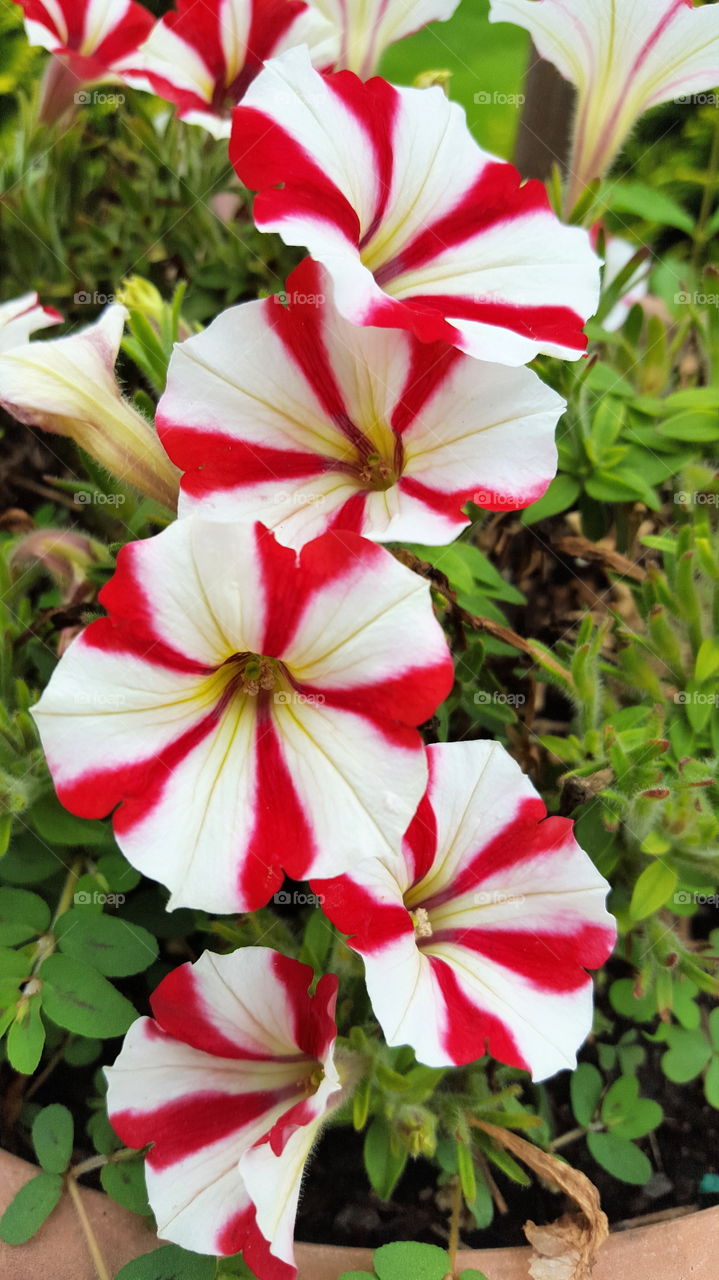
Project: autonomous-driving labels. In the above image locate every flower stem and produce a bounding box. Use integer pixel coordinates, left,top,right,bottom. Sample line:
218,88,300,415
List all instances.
66,1173,111,1280
447,1175,462,1277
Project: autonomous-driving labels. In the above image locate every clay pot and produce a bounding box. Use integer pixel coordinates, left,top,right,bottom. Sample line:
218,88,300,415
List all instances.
1,1150,717,1280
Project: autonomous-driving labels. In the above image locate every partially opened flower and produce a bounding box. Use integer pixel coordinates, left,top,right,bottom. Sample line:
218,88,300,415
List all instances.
308,0,461,78
0,305,179,510
32,517,453,912
314,740,616,1080
14,0,154,81
489,0,719,211
106,947,342,1272
0,293,61,353
230,46,600,366
126,0,336,139
157,259,565,547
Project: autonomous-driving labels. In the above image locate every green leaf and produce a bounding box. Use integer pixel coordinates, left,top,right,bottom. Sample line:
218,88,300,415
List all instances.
54,910,158,977
7,994,45,1074
32,1104,74,1174
704,1056,719,1110
0,888,51,946
661,1027,712,1083
100,1158,150,1215
363,1116,408,1201
458,1272,489,1280
114,1245,216,1280
695,639,719,684
629,861,678,922
30,794,109,847
374,1243,450,1280
298,907,335,974
709,1008,719,1053
657,411,719,443
521,474,581,524
570,1062,603,1126
40,954,136,1038
586,1132,652,1185
339,1273,377,1280
601,1078,663,1140
608,182,694,233
0,1172,63,1244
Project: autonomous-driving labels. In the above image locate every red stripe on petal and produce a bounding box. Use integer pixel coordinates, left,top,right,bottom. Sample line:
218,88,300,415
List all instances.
375,165,551,286
420,798,553,910
430,924,615,994
402,787,438,885
323,491,368,534
112,1088,288,1170
240,706,316,902
327,72,398,236
407,295,589,355
230,108,361,246
158,424,326,499
391,342,462,436
397,476,469,523
55,706,219,823
430,956,529,1070
270,953,338,1062
312,877,411,953
218,1202,296,1277
81,615,212,676
150,963,300,1061
318,657,454,731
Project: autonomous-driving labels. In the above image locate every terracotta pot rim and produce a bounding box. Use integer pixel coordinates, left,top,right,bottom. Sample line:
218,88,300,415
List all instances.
1,1148,718,1280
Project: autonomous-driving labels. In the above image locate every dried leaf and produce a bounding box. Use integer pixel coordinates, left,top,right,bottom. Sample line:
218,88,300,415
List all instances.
469,1120,608,1280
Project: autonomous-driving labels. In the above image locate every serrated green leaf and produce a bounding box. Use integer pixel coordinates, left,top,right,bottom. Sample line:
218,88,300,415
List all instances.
570,1062,603,1126
586,1132,652,1185
54,910,157,977
40,954,136,1038
0,888,51,946
0,1172,63,1244
32,1104,74,1173
374,1242,450,1280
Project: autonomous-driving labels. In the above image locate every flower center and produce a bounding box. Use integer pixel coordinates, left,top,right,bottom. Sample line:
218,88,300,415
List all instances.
410,907,433,940
356,450,397,492
221,652,284,699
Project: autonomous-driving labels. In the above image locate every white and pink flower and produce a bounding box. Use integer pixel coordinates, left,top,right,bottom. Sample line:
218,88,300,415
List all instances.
157,259,565,547
230,46,600,366
126,0,336,139
0,293,61,354
32,517,453,913
314,741,616,1080
14,0,154,80
308,0,461,78
106,947,342,1273
489,0,719,210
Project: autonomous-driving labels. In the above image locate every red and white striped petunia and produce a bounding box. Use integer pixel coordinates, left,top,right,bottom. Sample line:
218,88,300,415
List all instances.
0,293,62,354
106,947,342,1272
314,741,616,1080
308,0,461,78
489,0,719,210
15,0,155,81
126,0,336,139
157,258,566,547
31,517,453,913
230,46,600,366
